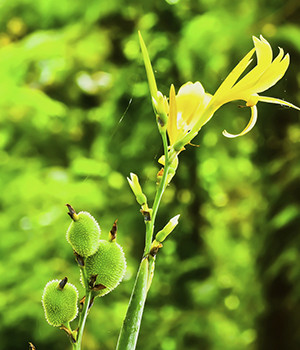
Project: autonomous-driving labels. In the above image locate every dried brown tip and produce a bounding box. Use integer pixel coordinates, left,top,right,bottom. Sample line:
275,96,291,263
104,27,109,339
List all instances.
187,142,200,148
29,342,36,350
109,219,118,241
79,295,86,311
88,274,98,289
60,325,76,343
88,296,95,310
150,243,163,257
79,295,95,311
140,209,151,222
157,115,165,127
92,283,107,292
58,277,68,290
74,251,85,267
157,168,164,177
66,204,79,221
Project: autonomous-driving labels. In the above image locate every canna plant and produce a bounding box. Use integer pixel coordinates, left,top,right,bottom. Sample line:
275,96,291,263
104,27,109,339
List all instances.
39,33,299,350
116,32,300,349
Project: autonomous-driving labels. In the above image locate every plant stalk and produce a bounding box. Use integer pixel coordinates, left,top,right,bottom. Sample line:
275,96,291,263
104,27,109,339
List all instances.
145,130,170,254
115,258,149,350
116,129,171,350
74,267,92,350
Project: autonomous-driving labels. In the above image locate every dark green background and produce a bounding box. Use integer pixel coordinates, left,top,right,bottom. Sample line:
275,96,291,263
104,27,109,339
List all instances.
0,0,299,349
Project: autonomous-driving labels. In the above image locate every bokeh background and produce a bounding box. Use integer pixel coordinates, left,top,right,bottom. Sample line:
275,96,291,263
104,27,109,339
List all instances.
0,0,299,349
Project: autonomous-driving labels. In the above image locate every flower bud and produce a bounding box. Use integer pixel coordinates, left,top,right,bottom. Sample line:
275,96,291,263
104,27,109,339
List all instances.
127,173,148,207
155,214,180,243
154,91,168,127
42,278,78,327
83,240,126,297
66,207,101,257
157,154,178,185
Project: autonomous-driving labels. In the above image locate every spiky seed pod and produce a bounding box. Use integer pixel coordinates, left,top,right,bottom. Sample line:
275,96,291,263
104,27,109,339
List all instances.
66,211,101,257
42,278,78,327
83,240,126,297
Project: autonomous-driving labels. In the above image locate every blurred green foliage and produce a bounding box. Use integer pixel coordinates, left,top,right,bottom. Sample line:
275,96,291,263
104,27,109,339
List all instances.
0,0,299,349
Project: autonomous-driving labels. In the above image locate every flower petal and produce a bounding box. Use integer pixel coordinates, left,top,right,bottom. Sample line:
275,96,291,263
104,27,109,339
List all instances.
223,105,258,138
177,81,205,96
167,84,178,145
258,96,300,110
255,52,290,93
255,35,273,68
176,82,207,125
213,47,255,102
231,36,273,92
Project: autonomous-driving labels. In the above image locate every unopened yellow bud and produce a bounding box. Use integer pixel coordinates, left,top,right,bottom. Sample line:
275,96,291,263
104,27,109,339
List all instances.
167,156,178,184
157,155,178,185
155,214,180,243
127,173,147,207
153,91,168,127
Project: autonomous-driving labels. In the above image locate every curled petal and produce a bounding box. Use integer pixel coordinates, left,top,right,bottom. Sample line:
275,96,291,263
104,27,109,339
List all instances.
258,96,300,111
223,105,258,138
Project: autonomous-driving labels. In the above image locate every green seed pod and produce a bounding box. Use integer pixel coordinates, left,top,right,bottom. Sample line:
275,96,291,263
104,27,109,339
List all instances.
42,278,78,327
66,209,101,257
83,240,126,297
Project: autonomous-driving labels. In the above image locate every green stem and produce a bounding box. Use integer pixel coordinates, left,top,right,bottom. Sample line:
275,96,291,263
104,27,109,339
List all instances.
116,129,171,350
63,322,76,350
152,130,170,223
116,258,149,350
145,130,170,254
74,268,92,350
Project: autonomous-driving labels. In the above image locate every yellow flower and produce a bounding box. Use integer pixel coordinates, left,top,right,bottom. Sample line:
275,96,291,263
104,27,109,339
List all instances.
167,82,212,145
168,36,299,151
139,32,299,151
208,35,300,138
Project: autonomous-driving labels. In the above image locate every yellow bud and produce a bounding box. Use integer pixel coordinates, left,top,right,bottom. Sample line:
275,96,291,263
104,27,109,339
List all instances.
127,173,148,207
83,240,126,297
155,214,180,243
66,210,101,257
157,154,178,185
42,278,78,327
153,91,168,127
